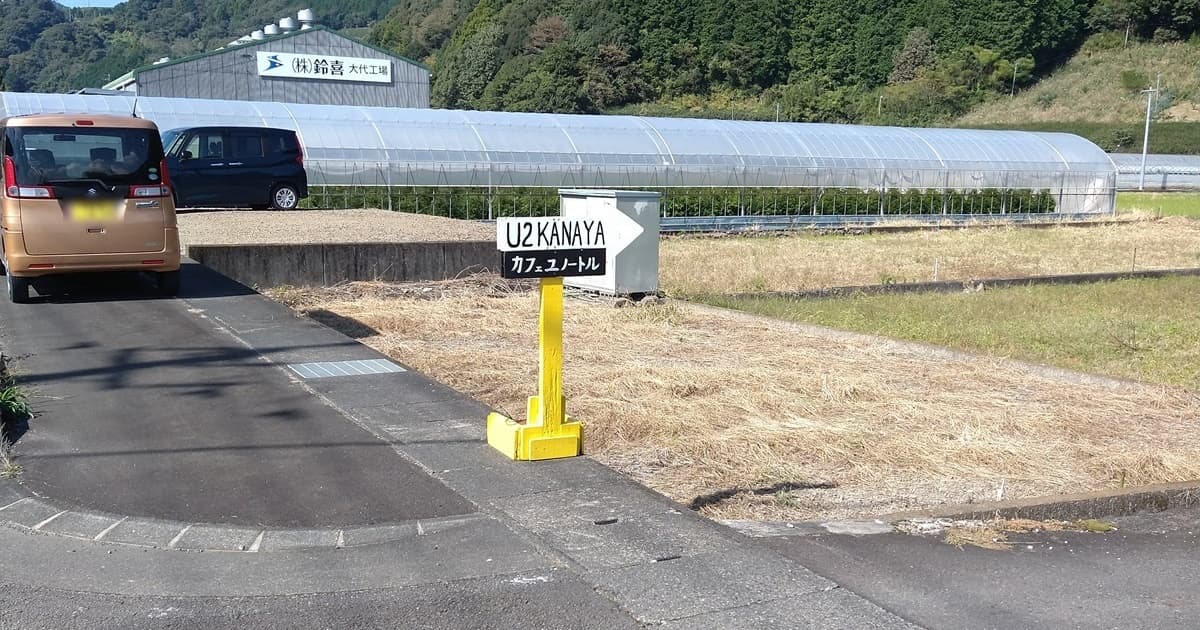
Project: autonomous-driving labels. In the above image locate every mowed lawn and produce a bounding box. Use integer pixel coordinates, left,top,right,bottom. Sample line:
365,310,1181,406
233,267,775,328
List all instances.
1118,192,1200,218
707,276,1200,389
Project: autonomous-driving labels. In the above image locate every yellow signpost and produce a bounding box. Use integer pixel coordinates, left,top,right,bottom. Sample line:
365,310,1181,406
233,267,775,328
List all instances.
488,208,643,461
486,276,584,460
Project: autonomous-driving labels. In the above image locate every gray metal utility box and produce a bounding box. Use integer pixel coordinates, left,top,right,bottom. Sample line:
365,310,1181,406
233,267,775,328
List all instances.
560,189,660,296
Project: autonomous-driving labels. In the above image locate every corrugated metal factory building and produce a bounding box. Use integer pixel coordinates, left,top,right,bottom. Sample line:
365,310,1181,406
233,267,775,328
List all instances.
102,11,429,109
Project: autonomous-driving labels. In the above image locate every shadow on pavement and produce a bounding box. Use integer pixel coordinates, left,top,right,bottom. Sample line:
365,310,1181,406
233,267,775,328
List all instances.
12,341,360,389
16,261,255,304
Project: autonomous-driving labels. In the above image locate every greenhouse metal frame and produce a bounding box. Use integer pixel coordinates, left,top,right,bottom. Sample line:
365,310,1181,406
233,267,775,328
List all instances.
1,91,1117,217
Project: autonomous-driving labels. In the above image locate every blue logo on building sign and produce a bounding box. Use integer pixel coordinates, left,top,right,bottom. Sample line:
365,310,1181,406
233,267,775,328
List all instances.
264,55,284,71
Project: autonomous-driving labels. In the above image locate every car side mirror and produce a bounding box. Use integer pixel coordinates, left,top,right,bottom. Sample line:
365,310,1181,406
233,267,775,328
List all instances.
180,151,193,161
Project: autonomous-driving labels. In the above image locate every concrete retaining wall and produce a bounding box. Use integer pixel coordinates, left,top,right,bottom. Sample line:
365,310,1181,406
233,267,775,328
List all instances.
187,242,499,288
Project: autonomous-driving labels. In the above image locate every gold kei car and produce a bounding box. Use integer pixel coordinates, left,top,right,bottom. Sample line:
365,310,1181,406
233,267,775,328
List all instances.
1,113,180,303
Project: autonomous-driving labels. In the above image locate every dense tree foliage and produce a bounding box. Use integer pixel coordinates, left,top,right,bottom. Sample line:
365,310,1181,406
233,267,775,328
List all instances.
368,0,1144,122
2,0,1199,126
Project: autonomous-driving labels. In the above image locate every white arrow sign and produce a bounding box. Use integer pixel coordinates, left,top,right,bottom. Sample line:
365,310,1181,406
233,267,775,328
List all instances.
496,212,644,253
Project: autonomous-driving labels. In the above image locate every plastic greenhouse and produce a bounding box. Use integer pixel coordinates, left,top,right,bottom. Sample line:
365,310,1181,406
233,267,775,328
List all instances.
1111,153,1200,191
1,91,1117,217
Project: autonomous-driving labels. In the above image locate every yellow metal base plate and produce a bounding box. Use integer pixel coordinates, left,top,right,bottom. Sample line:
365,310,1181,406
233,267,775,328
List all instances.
487,412,584,461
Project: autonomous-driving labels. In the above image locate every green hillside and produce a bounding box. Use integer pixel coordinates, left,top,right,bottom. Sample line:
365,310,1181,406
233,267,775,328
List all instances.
956,36,1200,153
369,0,1094,119
963,38,1200,125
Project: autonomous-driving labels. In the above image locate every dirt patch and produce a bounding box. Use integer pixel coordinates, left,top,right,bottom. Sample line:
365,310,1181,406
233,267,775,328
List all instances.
178,209,493,252
268,279,1200,521
1162,102,1200,123
898,517,1116,550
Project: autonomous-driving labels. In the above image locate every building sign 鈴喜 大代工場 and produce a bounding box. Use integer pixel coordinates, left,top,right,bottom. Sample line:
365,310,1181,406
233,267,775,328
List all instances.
256,52,392,84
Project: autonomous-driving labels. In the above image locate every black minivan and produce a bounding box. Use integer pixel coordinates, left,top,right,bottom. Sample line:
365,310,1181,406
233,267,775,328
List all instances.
162,126,308,210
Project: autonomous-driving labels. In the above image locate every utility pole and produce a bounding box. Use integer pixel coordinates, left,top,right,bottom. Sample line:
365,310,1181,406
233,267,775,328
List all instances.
1010,60,1021,98
775,102,780,122
877,93,883,117
1139,86,1158,191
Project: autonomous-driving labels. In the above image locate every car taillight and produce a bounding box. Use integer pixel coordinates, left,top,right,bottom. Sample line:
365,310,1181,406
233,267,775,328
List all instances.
158,158,171,188
130,185,170,198
295,137,305,167
4,156,54,198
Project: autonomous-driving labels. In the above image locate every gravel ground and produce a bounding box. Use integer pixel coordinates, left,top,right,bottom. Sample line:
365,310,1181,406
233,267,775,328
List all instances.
178,209,493,251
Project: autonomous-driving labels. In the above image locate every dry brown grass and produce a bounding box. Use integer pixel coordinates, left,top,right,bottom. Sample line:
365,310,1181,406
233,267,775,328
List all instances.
661,218,1200,296
959,40,1200,125
269,280,1200,521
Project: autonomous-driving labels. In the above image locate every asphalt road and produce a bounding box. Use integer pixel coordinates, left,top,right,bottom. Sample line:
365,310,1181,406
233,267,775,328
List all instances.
767,507,1200,630
0,264,474,527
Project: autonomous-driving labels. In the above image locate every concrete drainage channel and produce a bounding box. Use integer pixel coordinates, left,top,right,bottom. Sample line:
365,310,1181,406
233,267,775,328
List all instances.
0,490,489,552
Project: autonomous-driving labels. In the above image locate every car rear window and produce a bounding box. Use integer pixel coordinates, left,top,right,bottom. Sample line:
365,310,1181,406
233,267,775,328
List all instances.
268,131,300,154
4,126,165,188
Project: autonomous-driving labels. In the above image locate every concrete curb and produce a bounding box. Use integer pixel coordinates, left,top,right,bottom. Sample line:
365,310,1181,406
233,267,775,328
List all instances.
0,484,489,553
726,267,1200,301
723,480,1200,538
882,479,1200,523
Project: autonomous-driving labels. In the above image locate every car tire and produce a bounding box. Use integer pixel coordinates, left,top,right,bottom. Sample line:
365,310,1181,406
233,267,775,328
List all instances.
7,275,29,303
270,184,300,210
157,270,180,297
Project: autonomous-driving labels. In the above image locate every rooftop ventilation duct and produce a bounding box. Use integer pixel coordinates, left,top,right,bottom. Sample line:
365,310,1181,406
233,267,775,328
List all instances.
250,30,266,40
298,8,316,29
279,17,298,31
264,24,280,35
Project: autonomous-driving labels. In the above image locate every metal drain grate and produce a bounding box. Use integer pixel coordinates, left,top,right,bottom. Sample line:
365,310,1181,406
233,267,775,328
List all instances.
288,360,406,379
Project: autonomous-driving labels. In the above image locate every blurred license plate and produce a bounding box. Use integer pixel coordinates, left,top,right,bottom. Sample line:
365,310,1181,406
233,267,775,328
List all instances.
70,200,118,222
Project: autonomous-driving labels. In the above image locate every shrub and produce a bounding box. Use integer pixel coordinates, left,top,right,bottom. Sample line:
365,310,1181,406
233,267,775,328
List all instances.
1152,28,1182,43
1110,128,1136,151
1120,69,1149,92
301,186,1057,217
1081,32,1127,52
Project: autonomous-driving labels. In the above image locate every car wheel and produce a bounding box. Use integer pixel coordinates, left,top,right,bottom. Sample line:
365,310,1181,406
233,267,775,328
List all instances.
270,184,299,210
157,270,180,297
7,275,29,303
